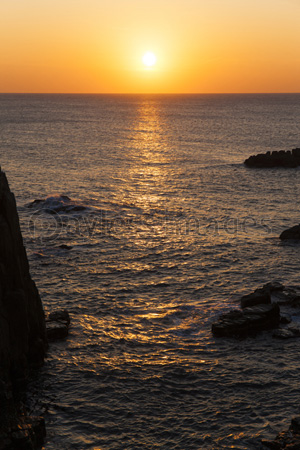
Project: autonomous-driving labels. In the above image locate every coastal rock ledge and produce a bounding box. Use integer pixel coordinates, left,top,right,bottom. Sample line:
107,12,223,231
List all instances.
0,170,47,449
244,148,300,168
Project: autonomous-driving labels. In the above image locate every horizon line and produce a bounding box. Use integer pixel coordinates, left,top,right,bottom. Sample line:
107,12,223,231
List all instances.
1,92,300,96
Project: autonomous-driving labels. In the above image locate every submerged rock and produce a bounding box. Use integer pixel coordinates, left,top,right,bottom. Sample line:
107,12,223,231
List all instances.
27,195,87,214
58,244,73,250
244,148,300,168
211,303,280,338
280,224,300,240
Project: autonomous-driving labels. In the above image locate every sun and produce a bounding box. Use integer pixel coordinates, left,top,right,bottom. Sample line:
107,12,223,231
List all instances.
142,52,157,67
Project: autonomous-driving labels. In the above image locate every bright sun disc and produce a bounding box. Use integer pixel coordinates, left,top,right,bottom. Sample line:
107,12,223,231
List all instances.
142,52,157,67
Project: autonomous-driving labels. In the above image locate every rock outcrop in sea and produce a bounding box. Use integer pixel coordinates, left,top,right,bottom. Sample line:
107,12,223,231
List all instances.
212,282,300,339
212,303,280,338
0,170,47,448
280,224,300,240
244,148,300,168
27,195,87,214
46,309,71,341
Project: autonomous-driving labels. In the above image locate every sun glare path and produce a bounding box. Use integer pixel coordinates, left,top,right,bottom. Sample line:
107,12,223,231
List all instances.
142,52,157,67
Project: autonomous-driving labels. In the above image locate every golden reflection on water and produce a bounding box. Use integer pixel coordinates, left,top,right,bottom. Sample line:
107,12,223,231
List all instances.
131,99,166,153
77,305,211,368
126,99,173,211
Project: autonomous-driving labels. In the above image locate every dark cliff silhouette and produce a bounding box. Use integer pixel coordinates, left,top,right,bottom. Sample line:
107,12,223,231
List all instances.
0,170,47,448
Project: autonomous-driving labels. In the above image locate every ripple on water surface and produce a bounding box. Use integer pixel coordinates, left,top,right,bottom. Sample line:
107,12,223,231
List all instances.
2,94,300,449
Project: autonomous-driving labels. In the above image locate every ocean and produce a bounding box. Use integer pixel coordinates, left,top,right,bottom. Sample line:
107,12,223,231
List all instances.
1,93,300,449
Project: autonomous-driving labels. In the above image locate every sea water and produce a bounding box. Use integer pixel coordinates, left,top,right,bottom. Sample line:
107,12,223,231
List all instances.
1,93,300,449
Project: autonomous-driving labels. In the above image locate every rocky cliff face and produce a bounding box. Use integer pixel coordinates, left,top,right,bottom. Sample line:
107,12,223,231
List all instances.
0,170,47,437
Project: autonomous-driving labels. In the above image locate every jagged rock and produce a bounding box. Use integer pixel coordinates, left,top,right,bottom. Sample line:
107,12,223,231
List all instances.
212,303,280,338
46,309,70,341
240,283,300,308
0,170,47,447
244,148,300,168
280,224,300,240
240,288,271,308
240,282,285,309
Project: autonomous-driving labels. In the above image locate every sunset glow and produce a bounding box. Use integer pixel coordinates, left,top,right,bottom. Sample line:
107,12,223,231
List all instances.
0,0,300,93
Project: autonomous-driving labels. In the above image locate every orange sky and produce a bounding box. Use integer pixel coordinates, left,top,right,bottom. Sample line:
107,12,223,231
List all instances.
1,0,300,93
